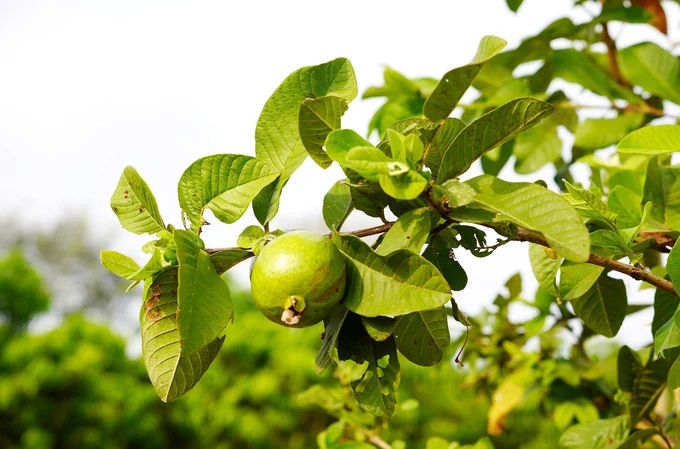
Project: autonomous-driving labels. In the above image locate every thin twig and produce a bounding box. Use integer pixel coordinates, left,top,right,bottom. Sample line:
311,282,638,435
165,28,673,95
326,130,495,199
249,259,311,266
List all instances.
601,22,632,88
339,222,394,239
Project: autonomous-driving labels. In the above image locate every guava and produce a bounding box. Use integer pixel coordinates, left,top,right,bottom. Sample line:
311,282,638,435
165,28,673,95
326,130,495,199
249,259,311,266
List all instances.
250,230,346,328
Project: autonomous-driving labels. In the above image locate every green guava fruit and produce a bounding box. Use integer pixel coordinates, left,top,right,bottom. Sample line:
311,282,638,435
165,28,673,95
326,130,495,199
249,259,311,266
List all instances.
250,231,346,328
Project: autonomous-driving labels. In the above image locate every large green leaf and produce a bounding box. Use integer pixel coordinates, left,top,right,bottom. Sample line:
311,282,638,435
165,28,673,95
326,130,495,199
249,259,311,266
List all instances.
528,244,559,297
559,262,604,301
299,96,348,168
617,346,643,393
254,58,357,225
559,416,629,449
376,208,431,255
424,35,507,122
323,180,354,231
174,230,233,355
332,233,452,317
140,268,224,402
574,114,644,151
393,307,450,366
101,249,166,282
513,122,562,174
337,313,400,417
642,157,680,231
177,154,278,228
629,358,671,426
361,316,397,342
618,42,680,104
315,304,348,373
608,186,643,229
110,166,165,235
617,124,680,155
465,175,590,262
209,249,253,276
570,274,627,338
422,235,468,291
564,181,618,229
438,98,554,182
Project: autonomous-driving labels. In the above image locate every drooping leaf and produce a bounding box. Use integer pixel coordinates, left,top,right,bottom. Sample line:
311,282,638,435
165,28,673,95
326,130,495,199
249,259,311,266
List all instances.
564,181,618,229
528,244,559,297
110,166,165,235
423,235,468,291
617,124,680,155
393,307,450,366
376,208,431,255
559,416,629,449
466,175,590,262
618,42,680,104
438,98,554,181
209,248,253,276
629,358,671,426
506,0,524,12
642,156,680,231
574,114,644,151
332,233,452,317
140,268,225,402
618,346,643,392
361,316,397,342
652,285,679,336
608,186,643,229
323,180,354,231
559,262,604,301
570,274,627,338
316,304,348,373
254,58,358,225
174,229,233,355
299,96,348,168
337,313,400,417
178,154,278,228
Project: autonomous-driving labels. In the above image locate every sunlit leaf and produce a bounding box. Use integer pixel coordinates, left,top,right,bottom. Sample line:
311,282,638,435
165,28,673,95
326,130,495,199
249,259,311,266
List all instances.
110,166,165,235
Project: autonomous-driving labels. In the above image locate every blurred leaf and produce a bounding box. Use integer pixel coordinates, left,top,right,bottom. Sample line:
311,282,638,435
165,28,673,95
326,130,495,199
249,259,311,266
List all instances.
618,346,643,392
178,154,278,228
175,230,233,355
487,371,529,435
466,175,590,262
617,124,680,155
514,122,562,174
629,358,671,425
631,0,667,33
299,96,348,168
571,274,626,338
332,233,452,317
506,0,523,12
110,166,165,235
619,43,680,104
559,416,629,449
424,35,507,122
438,98,553,181
316,304,348,373
237,225,265,249
323,181,354,231
529,244,559,297
608,186,643,229
393,307,450,366
574,114,644,151
643,156,680,231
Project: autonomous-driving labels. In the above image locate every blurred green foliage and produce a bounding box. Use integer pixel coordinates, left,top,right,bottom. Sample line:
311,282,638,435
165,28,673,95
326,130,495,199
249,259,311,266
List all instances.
0,250,50,331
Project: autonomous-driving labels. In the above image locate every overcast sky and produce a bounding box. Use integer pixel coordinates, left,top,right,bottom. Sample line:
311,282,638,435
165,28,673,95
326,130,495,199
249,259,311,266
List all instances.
1,0,678,348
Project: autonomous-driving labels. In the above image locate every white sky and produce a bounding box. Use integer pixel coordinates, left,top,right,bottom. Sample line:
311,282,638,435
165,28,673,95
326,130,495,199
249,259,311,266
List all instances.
1,0,678,347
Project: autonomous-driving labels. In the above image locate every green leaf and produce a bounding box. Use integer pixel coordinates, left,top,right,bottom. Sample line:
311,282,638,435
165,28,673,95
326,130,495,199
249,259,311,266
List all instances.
332,233,452,317
655,314,680,356
466,175,590,262
323,181,354,231
361,316,397,342
337,313,400,417
642,156,680,231
379,169,428,200
513,122,562,174
325,129,374,167
100,250,140,279
559,262,604,301
564,181,617,229
174,229,233,355
236,225,265,249
299,96,348,168
574,114,644,151
618,42,680,104
110,166,165,235
346,146,409,181
209,249,253,276
528,244,559,297
178,154,278,228
570,274,626,338
423,235,468,291
424,35,507,122
426,118,465,178
377,208,431,255
669,356,680,390
629,358,671,426
506,0,523,12
393,307,450,366
440,179,476,208
618,346,643,392
316,304,348,373
559,416,629,449
438,98,554,181
652,285,679,336
552,49,635,101
608,186,642,229
617,124,680,155
617,429,658,449
254,58,358,225
668,243,680,295
481,141,514,176
140,268,225,402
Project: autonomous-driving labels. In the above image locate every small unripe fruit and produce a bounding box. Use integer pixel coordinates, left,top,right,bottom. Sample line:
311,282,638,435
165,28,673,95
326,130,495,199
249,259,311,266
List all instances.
250,231,346,328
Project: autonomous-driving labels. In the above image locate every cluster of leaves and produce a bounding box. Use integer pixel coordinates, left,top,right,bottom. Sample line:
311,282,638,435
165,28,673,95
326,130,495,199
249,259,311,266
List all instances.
100,0,680,446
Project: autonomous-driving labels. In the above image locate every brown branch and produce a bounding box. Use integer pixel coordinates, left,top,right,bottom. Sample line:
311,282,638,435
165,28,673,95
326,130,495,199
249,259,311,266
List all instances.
340,222,394,239
601,23,632,88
